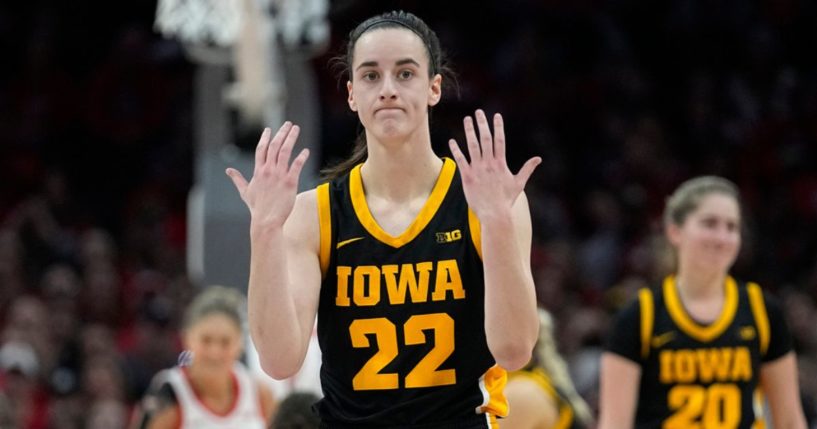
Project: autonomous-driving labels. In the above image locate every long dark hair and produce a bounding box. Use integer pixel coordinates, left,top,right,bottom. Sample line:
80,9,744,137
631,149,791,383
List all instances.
320,10,456,180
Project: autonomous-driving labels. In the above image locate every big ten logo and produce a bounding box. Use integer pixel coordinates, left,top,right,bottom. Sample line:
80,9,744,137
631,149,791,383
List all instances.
436,229,462,243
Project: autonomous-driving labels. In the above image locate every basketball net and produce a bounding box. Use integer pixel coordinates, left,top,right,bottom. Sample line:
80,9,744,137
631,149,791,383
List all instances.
154,0,282,127
154,0,245,48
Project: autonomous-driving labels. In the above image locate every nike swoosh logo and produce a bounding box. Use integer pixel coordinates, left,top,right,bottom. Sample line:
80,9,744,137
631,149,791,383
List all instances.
337,237,365,249
652,332,675,348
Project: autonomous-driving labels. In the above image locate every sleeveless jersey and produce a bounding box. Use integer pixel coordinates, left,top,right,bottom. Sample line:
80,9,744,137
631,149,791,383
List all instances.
606,275,793,429
314,158,507,428
161,363,267,429
508,367,588,429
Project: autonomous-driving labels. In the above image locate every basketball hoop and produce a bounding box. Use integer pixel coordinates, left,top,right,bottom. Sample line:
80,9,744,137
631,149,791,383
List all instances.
154,0,244,48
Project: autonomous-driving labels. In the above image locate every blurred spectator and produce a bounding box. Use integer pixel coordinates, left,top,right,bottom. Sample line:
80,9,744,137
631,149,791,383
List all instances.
0,340,49,429
1,1,816,426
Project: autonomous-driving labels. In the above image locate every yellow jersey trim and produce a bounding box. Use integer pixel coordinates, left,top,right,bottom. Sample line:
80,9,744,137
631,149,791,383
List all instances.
468,208,482,260
747,282,770,356
316,183,331,277
663,275,738,342
638,288,654,359
554,405,575,429
349,158,456,248
477,365,508,418
751,388,767,429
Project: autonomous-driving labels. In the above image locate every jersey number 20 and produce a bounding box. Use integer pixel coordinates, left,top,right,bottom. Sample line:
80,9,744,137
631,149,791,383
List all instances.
665,384,741,429
350,313,456,390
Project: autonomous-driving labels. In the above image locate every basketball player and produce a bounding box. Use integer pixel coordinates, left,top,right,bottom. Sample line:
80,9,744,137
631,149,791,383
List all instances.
504,309,593,429
225,10,541,428
131,286,274,429
598,176,807,428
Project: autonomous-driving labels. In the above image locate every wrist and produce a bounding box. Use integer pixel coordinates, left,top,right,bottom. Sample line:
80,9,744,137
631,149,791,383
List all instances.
476,208,514,229
250,222,284,238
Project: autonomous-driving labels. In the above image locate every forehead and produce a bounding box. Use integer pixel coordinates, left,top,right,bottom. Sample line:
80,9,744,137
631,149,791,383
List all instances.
353,28,429,67
189,313,241,335
691,193,740,219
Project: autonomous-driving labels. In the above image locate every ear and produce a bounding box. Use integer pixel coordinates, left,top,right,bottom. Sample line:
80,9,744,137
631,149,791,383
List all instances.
347,80,357,112
665,222,682,248
428,73,442,107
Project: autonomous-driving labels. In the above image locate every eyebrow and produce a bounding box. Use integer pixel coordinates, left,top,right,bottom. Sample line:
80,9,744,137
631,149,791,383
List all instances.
355,58,421,71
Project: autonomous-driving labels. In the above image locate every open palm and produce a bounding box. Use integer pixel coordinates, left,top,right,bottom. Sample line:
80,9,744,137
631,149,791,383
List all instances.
226,122,310,228
448,110,541,220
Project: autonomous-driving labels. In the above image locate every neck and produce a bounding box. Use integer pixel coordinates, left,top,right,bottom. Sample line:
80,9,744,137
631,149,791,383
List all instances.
186,365,233,397
674,266,727,300
361,127,442,202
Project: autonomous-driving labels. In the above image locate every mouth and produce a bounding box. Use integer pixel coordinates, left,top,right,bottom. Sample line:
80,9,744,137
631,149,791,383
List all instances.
375,107,403,114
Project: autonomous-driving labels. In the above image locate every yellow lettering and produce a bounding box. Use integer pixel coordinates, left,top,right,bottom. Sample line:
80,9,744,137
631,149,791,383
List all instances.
354,266,380,306
431,259,465,301
382,265,402,304
336,266,352,306
674,350,696,383
414,262,433,303
383,264,430,305
659,347,754,384
660,351,673,383
730,347,752,381
696,348,732,383
402,263,429,304
337,261,465,307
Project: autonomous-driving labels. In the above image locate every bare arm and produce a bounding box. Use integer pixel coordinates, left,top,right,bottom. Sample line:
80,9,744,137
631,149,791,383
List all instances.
598,352,641,429
257,380,277,422
503,377,557,429
448,110,541,370
247,192,321,379
226,123,320,379
145,407,179,429
761,352,808,429
480,193,538,370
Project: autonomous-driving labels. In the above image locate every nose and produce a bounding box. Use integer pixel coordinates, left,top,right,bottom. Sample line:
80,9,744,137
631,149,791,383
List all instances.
379,75,398,100
714,224,739,246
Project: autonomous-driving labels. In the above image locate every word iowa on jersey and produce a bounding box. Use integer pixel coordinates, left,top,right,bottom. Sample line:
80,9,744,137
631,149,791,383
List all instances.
608,275,793,429
313,159,506,428
334,259,466,307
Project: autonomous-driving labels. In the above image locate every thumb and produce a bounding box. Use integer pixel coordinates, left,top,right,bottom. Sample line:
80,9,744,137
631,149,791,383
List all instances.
225,168,249,195
514,157,542,189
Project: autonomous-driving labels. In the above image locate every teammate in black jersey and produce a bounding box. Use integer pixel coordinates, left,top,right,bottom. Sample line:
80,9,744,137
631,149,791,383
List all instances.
225,10,541,428
598,176,807,429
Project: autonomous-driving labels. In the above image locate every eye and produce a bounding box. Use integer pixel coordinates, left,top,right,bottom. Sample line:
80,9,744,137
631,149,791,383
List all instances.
700,217,718,229
398,69,414,80
361,71,378,81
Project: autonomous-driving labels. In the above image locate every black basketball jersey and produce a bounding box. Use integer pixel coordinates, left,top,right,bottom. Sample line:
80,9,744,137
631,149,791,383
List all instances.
606,275,793,429
313,158,506,428
508,367,589,429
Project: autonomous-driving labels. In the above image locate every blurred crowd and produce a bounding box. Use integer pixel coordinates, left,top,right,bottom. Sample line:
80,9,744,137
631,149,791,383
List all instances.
1,0,816,427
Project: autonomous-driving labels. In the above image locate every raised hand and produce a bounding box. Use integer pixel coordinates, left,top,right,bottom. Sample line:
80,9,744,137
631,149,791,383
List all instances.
226,122,310,228
448,110,541,220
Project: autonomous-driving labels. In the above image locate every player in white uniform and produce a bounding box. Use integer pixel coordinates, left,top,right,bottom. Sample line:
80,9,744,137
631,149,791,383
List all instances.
130,286,274,429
